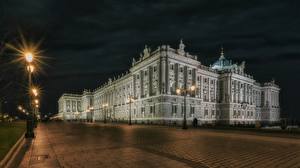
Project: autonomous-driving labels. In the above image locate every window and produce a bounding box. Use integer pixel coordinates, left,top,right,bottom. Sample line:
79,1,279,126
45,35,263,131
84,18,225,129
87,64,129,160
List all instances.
197,76,200,81
170,64,174,70
154,66,157,72
190,106,195,116
145,71,148,76
137,75,139,79
189,70,192,75
212,110,215,116
66,100,70,112
150,106,155,115
141,107,145,117
204,109,208,116
172,105,177,116
180,67,183,72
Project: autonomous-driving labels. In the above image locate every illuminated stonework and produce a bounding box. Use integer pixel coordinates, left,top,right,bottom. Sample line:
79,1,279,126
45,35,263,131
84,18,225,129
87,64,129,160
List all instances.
58,41,280,125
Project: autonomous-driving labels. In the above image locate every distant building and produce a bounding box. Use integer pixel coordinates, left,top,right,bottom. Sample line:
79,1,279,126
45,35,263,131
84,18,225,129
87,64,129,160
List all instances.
58,40,280,125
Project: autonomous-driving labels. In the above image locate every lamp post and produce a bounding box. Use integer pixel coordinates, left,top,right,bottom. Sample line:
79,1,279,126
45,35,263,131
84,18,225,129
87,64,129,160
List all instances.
25,52,35,138
102,103,108,123
176,85,196,129
32,87,39,125
127,95,136,125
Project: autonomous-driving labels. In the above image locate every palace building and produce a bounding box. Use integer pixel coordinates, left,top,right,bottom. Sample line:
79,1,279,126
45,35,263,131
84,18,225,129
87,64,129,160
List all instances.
58,40,280,125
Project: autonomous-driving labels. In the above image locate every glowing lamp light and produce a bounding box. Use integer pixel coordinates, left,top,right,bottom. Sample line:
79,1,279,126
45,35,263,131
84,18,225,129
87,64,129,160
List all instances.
32,88,38,96
27,65,35,73
18,106,23,111
176,88,181,95
24,52,33,63
190,85,196,91
34,99,39,104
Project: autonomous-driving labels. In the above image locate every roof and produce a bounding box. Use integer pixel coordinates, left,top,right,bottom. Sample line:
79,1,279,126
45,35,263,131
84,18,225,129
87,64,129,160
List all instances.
211,47,235,71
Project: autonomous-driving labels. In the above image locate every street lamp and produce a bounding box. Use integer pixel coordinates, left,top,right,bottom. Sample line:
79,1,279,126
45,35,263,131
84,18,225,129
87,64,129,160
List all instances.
32,87,40,127
32,88,38,97
25,52,34,63
102,103,108,123
176,85,196,129
127,95,136,125
6,36,44,135
24,52,35,138
18,105,23,111
34,99,39,105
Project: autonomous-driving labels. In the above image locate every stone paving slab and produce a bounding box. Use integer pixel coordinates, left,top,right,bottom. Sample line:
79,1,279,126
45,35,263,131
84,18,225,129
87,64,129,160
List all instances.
19,122,300,168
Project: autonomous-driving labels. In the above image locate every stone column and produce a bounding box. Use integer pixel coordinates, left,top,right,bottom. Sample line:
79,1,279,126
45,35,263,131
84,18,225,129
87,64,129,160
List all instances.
133,75,136,98
148,66,152,97
160,57,166,94
157,61,160,94
200,76,203,99
166,58,170,94
208,78,210,102
214,79,217,102
140,70,144,98
183,66,188,89
175,63,179,90
192,68,196,97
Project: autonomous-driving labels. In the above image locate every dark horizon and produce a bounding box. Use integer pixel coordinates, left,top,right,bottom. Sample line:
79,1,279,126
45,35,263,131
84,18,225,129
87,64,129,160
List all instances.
0,0,299,120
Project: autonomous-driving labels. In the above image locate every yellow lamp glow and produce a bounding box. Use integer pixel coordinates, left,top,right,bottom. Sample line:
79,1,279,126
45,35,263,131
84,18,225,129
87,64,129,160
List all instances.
34,99,39,104
176,88,181,95
18,106,22,111
32,88,38,96
27,65,35,73
25,52,33,63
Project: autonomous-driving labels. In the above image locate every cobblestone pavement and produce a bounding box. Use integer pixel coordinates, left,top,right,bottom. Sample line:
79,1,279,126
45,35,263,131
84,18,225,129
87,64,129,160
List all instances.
19,122,300,168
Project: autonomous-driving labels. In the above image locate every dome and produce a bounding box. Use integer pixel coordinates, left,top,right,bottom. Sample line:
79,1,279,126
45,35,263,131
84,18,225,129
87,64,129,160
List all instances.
211,48,234,71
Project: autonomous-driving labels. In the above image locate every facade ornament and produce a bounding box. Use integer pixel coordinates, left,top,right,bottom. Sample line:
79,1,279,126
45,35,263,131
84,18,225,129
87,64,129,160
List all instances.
132,57,136,66
139,53,143,60
178,39,185,55
220,46,225,59
143,45,150,58
240,61,245,73
271,78,275,84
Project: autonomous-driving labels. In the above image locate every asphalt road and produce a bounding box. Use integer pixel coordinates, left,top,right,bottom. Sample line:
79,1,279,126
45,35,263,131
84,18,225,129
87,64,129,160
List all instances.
19,122,300,168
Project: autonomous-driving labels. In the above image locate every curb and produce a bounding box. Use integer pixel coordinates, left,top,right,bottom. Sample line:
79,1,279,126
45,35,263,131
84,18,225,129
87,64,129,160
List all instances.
0,133,25,168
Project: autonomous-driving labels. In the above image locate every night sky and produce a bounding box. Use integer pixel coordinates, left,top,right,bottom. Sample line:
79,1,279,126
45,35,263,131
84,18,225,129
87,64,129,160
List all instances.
0,0,299,120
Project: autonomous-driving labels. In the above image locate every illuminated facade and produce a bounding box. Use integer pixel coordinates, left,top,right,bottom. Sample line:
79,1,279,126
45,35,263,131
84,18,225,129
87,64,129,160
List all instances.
58,40,280,125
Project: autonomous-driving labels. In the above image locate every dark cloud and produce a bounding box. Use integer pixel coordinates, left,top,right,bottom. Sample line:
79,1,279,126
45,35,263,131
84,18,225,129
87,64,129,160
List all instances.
0,0,300,119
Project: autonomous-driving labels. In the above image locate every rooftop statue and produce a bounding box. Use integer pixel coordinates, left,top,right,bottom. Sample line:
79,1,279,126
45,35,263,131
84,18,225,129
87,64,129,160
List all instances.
143,45,150,58
178,39,185,55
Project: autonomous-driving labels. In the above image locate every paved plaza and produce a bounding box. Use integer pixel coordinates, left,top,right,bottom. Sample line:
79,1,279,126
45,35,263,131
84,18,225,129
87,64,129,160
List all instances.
19,122,300,168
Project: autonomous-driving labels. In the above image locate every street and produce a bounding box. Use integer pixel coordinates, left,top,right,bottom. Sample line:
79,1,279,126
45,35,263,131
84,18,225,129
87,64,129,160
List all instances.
19,122,300,168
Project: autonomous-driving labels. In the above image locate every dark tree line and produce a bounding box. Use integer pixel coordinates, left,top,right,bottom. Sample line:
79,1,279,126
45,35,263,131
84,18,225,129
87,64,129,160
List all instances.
0,30,28,120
